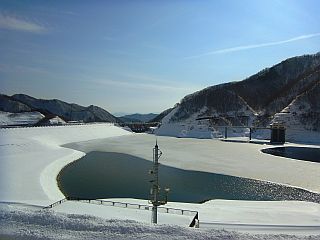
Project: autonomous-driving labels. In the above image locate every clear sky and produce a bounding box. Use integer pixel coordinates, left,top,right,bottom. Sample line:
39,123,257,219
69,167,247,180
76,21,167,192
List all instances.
1,0,319,114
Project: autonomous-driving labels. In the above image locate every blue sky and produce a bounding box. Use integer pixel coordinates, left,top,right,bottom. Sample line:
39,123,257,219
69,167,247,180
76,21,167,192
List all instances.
1,0,319,114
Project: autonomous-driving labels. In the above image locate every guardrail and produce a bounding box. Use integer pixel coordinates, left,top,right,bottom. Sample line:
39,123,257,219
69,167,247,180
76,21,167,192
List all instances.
44,197,199,227
43,198,68,209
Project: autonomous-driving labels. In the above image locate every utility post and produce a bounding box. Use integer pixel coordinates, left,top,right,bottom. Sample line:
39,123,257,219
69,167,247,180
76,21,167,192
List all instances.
149,140,170,224
224,126,228,139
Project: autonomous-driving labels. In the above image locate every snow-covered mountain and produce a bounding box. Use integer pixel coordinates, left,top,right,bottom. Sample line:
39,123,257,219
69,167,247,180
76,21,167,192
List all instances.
0,94,32,112
0,94,119,123
119,113,158,123
156,52,320,138
150,107,175,123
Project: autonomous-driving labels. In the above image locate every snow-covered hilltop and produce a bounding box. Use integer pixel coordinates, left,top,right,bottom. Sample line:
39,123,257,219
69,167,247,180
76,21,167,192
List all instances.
156,52,320,140
0,93,119,124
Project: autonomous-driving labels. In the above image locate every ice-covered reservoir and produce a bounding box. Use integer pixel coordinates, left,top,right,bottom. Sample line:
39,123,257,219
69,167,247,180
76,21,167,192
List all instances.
1,123,320,237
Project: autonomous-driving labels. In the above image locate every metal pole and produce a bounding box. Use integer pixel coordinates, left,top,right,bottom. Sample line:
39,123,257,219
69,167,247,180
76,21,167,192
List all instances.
225,127,227,139
152,205,157,224
149,141,168,224
152,142,159,224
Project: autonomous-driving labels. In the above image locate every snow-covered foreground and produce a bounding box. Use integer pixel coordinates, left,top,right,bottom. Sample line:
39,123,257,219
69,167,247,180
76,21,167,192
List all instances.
1,124,320,238
52,198,320,234
1,202,320,240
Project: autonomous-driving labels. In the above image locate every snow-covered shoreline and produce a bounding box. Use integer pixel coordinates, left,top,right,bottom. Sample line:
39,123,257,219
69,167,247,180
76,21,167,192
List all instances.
0,123,132,203
2,123,319,204
65,133,320,194
1,124,320,238
40,149,85,200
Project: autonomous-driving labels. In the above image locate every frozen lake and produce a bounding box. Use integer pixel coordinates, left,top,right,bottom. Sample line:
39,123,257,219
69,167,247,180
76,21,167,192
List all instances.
63,134,320,194
58,151,320,203
262,147,320,163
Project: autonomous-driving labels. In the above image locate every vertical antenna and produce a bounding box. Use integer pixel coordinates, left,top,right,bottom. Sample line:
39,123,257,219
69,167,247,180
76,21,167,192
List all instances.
149,140,169,224
151,141,159,224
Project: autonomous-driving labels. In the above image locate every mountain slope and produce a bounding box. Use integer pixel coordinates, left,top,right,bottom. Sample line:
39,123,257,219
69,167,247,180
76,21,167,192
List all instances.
157,52,320,137
149,107,175,123
4,94,118,123
274,76,320,131
0,94,32,113
229,53,320,114
119,113,158,123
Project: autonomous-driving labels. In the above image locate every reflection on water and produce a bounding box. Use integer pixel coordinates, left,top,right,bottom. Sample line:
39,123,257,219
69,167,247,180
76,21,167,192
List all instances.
261,147,320,163
58,151,320,203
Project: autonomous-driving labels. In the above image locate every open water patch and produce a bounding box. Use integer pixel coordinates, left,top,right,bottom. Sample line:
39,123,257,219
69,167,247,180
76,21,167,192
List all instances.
261,147,320,163
58,151,320,203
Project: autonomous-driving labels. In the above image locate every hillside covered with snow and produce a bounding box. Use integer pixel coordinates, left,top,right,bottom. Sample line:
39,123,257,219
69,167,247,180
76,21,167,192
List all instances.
156,53,320,141
0,111,45,126
0,93,119,123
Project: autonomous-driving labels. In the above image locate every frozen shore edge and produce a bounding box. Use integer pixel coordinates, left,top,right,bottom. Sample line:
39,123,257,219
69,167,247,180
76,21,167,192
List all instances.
40,148,85,201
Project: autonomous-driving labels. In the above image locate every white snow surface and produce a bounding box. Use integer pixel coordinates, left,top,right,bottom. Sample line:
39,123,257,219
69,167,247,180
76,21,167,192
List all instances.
0,123,132,203
47,116,66,125
156,120,320,144
71,134,320,194
52,198,320,234
1,124,320,238
0,111,44,126
1,201,320,239
273,101,320,144
156,104,320,144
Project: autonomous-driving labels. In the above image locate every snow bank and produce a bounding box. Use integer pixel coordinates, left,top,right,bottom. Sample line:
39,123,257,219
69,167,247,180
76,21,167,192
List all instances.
154,122,217,138
156,108,320,144
54,200,194,227
53,198,320,234
0,124,132,203
40,150,85,200
1,202,320,239
0,111,44,126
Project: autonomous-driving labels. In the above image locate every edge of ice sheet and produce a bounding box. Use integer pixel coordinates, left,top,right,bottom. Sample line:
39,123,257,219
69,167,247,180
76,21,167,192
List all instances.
40,149,85,200
0,123,133,203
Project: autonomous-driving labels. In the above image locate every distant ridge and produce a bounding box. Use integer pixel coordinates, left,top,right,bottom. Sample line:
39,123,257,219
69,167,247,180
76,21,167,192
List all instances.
0,93,119,123
119,113,158,123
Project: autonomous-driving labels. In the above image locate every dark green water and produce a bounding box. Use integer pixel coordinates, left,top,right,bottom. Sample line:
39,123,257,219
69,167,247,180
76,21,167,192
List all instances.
58,151,320,203
262,147,320,163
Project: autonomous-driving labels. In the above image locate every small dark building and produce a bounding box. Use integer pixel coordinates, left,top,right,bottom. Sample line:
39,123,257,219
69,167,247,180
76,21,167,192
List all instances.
270,122,286,144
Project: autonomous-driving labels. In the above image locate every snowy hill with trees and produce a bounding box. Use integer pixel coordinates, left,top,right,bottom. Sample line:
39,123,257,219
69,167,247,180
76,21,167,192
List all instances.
0,94,119,123
0,94,32,112
156,52,320,141
119,113,158,123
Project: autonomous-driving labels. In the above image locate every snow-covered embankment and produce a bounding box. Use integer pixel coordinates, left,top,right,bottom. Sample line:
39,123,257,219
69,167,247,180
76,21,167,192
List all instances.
0,124,132,204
